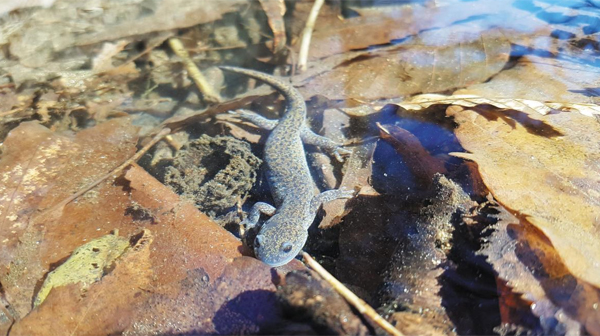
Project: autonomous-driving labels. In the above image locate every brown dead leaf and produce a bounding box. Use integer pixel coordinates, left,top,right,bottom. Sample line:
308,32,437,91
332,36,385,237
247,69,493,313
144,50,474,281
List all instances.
259,0,286,53
11,230,154,336
0,0,55,15
91,40,130,73
0,119,138,316
126,256,293,335
378,123,446,188
0,117,295,334
0,89,21,114
291,0,513,61
217,112,267,144
124,164,248,283
73,0,246,47
447,105,600,288
481,206,587,334
6,0,247,68
296,26,511,101
19,162,260,335
456,55,600,105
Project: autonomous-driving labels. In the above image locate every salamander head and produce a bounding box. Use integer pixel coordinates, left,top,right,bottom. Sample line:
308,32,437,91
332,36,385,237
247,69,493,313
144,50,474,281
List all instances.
254,216,308,267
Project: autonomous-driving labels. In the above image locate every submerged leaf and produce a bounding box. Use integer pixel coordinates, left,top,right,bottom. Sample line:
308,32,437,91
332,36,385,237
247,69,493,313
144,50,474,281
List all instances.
447,105,600,288
297,26,510,100
34,232,130,307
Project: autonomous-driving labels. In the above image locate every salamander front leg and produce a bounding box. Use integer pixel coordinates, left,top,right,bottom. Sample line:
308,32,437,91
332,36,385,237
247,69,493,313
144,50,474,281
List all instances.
300,128,352,162
241,202,276,229
309,189,355,217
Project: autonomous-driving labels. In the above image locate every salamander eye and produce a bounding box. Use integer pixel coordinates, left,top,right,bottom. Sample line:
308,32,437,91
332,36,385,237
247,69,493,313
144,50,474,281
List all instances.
281,242,293,253
254,236,262,249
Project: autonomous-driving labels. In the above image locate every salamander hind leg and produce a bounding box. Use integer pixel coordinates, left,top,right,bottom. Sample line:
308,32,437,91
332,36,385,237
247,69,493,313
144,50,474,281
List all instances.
241,202,276,229
228,109,278,130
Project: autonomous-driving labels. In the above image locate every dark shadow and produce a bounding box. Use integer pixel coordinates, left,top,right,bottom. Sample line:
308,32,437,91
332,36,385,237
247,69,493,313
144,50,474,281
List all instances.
212,289,284,335
124,205,157,224
439,210,505,335
472,106,564,138
510,0,600,68
551,29,577,40
513,0,600,34
451,13,494,26
508,221,600,332
569,87,600,97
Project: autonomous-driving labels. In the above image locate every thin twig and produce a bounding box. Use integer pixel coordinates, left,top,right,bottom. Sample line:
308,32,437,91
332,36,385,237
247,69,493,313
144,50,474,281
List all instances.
168,37,222,104
40,128,171,218
297,0,324,72
302,252,405,336
0,107,24,117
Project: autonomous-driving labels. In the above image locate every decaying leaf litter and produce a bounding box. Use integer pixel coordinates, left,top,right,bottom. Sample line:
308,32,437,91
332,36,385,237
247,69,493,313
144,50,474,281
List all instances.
1,0,600,335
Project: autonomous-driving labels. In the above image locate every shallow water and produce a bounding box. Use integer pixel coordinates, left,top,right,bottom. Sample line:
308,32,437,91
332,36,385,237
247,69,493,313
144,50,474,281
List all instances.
0,0,599,335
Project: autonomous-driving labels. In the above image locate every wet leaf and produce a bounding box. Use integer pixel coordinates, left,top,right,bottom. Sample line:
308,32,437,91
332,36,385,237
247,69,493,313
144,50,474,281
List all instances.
446,104,600,288
378,123,446,189
126,256,298,335
480,206,587,334
123,164,248,283
455,55,600,105
258,0,286,53
296,26,511,100
34,231,130,307
0,119,138,317
319,142,375,229
0,117,298,334
291,0,519,61
11,230,155,336
91,41,130,73
155,85,275,137
0,0,55,15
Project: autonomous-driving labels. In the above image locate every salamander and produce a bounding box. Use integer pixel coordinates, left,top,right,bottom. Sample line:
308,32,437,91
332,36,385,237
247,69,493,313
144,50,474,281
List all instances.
220,66,354,267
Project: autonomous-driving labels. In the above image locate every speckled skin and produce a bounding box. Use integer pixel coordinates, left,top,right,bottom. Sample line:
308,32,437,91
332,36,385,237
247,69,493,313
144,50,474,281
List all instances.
220,66,353,267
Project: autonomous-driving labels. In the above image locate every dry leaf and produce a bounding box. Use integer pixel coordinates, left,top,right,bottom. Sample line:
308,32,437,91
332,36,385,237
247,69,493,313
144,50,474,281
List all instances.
399,94,600,117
